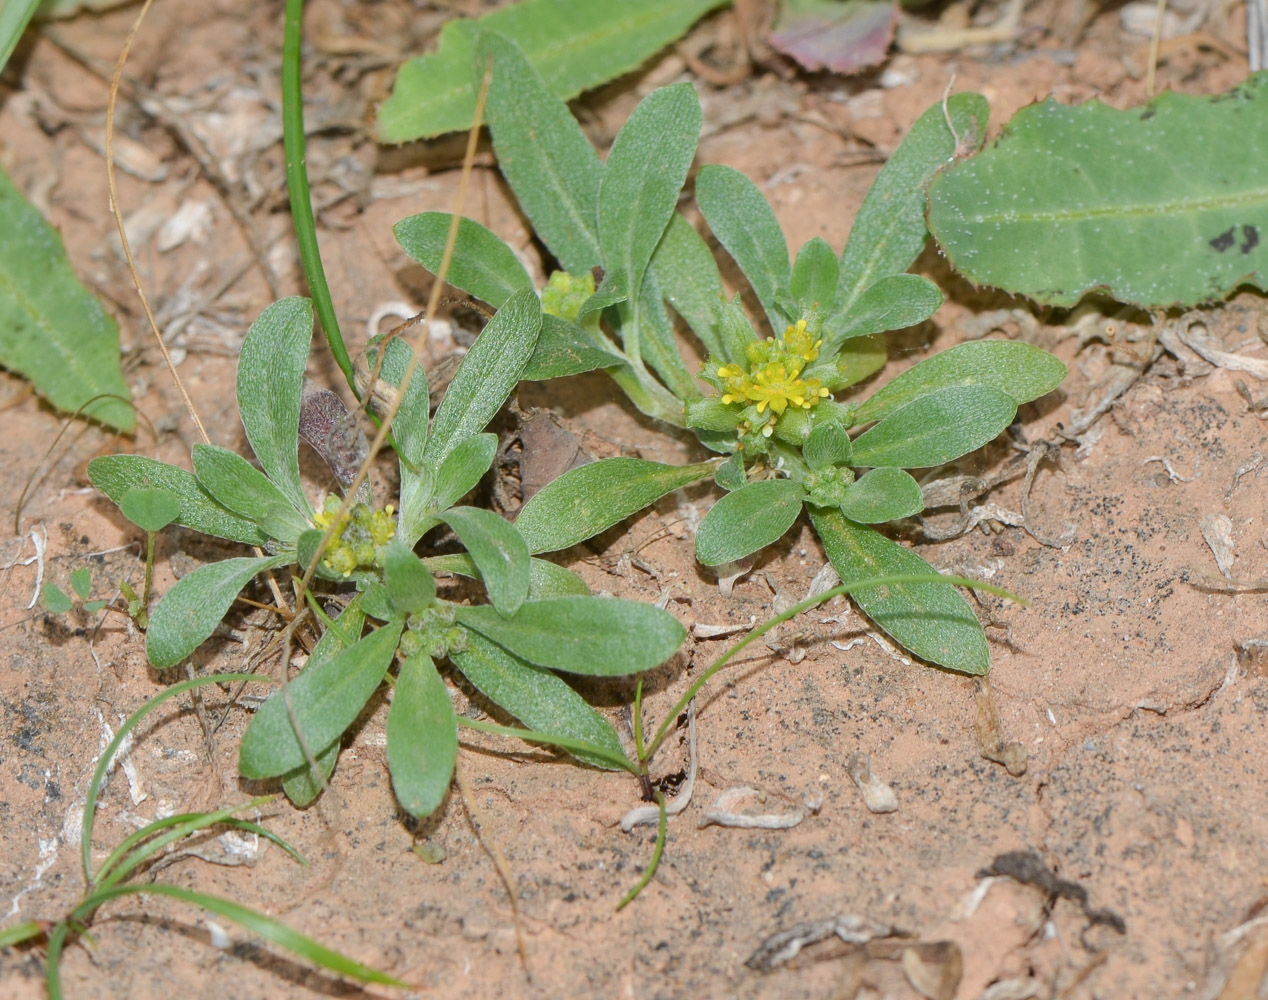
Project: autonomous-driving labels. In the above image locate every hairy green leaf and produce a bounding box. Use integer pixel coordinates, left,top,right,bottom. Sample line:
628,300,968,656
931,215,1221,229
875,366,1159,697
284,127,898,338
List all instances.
695,479,805,566
0,164,134,430
823,273,942,351
854,339,1067,426
89,455,268,546
383,539,437,615
191,444,308,542
441,506,530,616
451,629,626,769
599,82,701,302
809,506,988,674
118,488,181,534
838,467,924,523
931,77,1268,307
43,583,73,614
649,212,726,358
147,554,292,669
825,332,887,391
456,596,684,676
514,457,718,554
237,298,313,516
430,431,497,513
578,268,630,319
697,163,792,333
376,0,725,142
790,237,839,315
282,597,366,806
477,30,604,272
387,653,457,819
239,623,402,779
425,289,541,468
803,421,853,469
424,552,591,598
629,267,701,400
522,315,622,380
393,212,532,309
837,93,990,313
851,384,1017,469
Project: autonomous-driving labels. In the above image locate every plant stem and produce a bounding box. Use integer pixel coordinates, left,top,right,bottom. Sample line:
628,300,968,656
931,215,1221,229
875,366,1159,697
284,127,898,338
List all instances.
457,717,640,776
615,789,666,910
281,0,353,392
632,678,645,765
642,573,1024,763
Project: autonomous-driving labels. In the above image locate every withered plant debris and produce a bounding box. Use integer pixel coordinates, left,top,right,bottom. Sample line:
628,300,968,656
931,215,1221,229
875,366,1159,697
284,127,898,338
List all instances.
977,851,1126,934
972,677,1028,777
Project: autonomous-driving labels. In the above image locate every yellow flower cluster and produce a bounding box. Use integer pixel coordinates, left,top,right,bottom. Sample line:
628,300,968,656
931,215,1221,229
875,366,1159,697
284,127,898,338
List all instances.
715,319,830,435
312,496,396,576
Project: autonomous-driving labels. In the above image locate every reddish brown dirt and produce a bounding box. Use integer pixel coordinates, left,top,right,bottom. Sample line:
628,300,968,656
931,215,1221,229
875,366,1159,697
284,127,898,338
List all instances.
2,2,1267,998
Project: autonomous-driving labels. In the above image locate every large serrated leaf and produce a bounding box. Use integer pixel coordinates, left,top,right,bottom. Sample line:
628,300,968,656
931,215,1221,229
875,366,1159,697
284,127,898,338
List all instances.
387,653,457,820
0,165,134,430
451,629,627,769
375,0,726,142
836,93,990,314
455,595,685,676
927,76,1268,308
513,457,718,554
89,454,269,546
809,506,989,675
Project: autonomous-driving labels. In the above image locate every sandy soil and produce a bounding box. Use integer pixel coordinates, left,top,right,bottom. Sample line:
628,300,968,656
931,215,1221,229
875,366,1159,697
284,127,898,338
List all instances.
2,1,1267,998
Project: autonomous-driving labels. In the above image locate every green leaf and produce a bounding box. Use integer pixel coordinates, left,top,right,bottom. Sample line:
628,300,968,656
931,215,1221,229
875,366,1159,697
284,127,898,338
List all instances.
281,597,366,807
789,237,839,314
118,488,181,533
695,479,805,566
456,596,685,676
629,267,701,400
192,443,309,542
43,583,73,614
809,506,988,674
850,384,1017,469
0,164,134,430
424,289,541,467
70,566,92,600
452,629,627,770
804,421,853,469
383,539,436,616
827,333,887,391
577,268,630,319
367,335,430,467
522,314,622,381
599,82,702,302
837,93,990,313
477,30,604,273
237,298,314,516
823,273,942,351
716,294,760,366
685,395,742,432
376,0,726,142
714,452,746,492
239,623,402,779
514,457,718,554
1,0,39,74
430,432,498,514
393,212,532,309
928,76,1268,308
649,212,726,358
147,554,292,669
838,467,924,523
387,653,457,819
854,339,1068,426
441,506,530,616
424,552,591,598
697,164,792,333
89,455,269,546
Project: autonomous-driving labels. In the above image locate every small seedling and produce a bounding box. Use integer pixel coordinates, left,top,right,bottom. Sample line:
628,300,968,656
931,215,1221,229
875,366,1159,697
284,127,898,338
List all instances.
0,675,403,997
42,567,109,617
393,31,1068,675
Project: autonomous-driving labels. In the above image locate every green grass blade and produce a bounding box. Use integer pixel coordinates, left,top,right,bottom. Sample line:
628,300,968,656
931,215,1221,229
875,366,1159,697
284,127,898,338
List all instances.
72,883,405,986
0,0,40,73
0,920,43,949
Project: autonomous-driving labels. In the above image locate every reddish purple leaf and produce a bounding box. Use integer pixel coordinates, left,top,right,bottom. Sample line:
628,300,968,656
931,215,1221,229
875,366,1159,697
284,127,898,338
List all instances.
769,0,899,75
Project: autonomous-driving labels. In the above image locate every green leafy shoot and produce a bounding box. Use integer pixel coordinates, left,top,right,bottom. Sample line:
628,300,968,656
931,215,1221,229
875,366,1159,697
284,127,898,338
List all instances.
0,674,406,998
